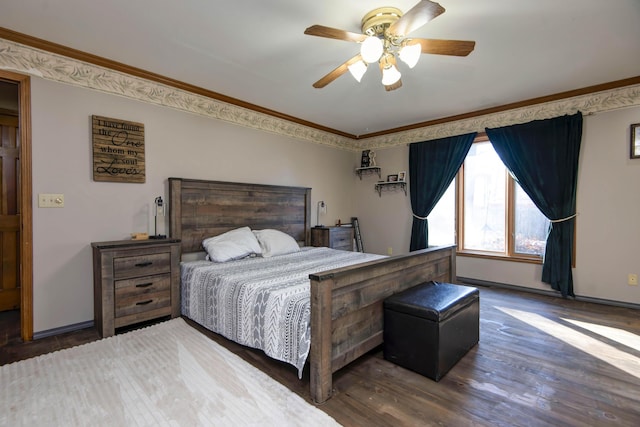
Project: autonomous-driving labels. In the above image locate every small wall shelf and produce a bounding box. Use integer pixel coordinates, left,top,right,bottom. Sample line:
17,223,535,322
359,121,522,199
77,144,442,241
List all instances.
356,166,381,180
375,181,407,197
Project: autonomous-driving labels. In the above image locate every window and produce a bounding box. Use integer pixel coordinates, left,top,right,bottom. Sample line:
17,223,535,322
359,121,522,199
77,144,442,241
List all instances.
430,135,550,262
427,181,456,246
462,141,506,252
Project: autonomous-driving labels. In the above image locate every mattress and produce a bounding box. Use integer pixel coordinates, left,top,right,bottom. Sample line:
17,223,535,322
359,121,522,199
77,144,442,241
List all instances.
181,247,385,377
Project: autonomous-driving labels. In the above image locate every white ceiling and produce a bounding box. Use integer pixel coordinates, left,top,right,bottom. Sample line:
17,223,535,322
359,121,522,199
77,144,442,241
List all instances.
1,0,639,136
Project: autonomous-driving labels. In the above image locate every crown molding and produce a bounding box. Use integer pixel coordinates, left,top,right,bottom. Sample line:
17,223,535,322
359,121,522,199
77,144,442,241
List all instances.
0,37,355,150
2,36,640,152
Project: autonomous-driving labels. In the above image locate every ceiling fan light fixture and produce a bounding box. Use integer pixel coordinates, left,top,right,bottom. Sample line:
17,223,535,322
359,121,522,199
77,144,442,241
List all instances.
305,1,475,91
399,42,421,68
347,60,368,82
381,64,401,86
360,36,383,63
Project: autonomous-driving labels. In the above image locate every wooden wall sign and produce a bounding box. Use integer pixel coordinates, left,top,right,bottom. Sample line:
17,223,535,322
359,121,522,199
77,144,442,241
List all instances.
92,115,145,183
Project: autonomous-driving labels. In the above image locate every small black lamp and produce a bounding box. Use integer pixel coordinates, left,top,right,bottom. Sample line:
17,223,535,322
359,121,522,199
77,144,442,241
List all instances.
316,201,326,227
150,196,167,239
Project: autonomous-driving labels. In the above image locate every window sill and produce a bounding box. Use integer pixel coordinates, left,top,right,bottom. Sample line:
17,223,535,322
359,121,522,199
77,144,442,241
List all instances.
457,250,543,265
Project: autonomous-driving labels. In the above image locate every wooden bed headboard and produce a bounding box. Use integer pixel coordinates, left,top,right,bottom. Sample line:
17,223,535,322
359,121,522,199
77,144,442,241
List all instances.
168,178,312,254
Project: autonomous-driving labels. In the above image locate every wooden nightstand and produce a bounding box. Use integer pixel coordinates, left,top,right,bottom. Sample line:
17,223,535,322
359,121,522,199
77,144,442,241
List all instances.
91,239,181,337
311,226,354,251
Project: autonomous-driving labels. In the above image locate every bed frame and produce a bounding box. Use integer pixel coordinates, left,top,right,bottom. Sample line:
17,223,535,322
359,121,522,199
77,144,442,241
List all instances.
168,178,456,403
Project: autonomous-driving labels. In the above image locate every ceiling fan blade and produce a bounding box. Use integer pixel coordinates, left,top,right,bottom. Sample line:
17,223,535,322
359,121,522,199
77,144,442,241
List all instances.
304,25,367,43
413,38,476,56
388,0,446,37
312,54,363,88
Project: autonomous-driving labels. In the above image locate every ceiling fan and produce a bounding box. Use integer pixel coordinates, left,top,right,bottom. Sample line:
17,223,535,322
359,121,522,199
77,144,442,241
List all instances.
304,0,475,91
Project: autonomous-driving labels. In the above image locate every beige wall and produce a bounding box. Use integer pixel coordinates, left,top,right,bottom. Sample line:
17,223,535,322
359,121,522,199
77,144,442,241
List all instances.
31,78,357,333
352,146,412,257
28,75,640,333
353,106,640,305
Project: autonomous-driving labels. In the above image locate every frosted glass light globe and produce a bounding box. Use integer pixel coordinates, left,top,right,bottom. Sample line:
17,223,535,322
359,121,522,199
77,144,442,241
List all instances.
399,42,421,68
381,64,401,85
361,36,383,64
347,60,368,82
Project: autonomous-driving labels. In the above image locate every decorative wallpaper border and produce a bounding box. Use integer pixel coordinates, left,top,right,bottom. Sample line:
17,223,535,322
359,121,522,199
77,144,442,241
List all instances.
2,37,639,152
360,84,640,150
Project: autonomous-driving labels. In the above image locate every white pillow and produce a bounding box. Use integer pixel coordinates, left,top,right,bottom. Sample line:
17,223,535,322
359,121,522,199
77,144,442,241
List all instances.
253,229,300,258
202,227,262,262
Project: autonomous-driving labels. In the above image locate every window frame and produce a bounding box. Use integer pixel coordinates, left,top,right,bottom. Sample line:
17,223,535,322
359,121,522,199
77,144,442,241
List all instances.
455,134,545,265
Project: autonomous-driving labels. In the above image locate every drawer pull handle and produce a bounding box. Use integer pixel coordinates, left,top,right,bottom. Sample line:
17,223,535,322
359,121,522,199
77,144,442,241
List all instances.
134,261,153,267
135,283,153,288
136,299,153,306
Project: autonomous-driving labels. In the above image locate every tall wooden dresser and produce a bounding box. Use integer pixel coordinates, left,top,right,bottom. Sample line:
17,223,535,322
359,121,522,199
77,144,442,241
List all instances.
92,239,181,337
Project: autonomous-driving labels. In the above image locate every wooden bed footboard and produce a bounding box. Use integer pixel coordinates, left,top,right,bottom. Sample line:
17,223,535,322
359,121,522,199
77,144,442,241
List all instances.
308,244,456,404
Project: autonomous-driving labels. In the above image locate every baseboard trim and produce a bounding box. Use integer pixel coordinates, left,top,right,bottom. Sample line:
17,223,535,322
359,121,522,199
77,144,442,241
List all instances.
458,276,640,311
31,279,639,339
33,320,95,340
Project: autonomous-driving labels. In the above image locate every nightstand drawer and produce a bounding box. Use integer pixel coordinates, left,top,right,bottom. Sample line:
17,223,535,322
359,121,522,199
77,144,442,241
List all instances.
331,229,353,250
115,274,171,300
115,274,171,318
113,252,171,279
311,227,354,251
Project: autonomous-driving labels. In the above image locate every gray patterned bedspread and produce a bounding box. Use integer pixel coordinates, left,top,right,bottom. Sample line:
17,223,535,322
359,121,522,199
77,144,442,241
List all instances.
181,247,385,377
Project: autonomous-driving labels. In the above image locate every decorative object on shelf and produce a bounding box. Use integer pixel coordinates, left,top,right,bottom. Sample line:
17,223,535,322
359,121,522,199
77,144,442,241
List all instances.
375,181,407,197
92,115,145,183
316,200,327,227
369,150,377,166
398,171,406,181
355,166,381,180
304,1,475,91
361,150,371,167
150,196,167,239
387,174,398,182
631,123,640,159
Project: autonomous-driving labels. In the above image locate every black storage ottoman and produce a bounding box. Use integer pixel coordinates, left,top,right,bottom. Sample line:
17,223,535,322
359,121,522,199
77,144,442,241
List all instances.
383,281,479,381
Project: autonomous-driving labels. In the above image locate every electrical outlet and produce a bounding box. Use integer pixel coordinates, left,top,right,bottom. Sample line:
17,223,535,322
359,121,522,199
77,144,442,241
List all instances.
38,193,65,208
628,274,638,286
387,247,393,255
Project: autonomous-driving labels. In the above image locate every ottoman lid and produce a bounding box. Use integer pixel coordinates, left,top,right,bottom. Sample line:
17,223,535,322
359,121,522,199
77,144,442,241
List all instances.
384,282,479,322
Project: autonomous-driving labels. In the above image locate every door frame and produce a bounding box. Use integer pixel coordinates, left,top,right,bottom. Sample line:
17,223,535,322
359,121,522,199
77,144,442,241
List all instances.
0,70,33,341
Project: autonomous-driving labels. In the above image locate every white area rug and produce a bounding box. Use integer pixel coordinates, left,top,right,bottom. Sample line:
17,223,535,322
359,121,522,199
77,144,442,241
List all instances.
0,318,340,426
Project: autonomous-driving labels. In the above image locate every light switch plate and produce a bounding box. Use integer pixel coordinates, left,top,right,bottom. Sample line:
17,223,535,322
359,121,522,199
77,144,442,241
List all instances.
38,193,65,208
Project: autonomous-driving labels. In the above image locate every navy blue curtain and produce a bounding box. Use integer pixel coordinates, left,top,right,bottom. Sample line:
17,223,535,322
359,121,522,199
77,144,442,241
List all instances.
409,133,476,251
486,112,583,297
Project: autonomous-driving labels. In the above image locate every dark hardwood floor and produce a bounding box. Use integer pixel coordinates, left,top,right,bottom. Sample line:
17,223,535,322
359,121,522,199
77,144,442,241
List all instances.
2,286,639,426
0,309,100,365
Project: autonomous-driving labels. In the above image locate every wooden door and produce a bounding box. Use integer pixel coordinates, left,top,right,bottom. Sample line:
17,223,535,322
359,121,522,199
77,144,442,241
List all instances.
0,114,20,311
